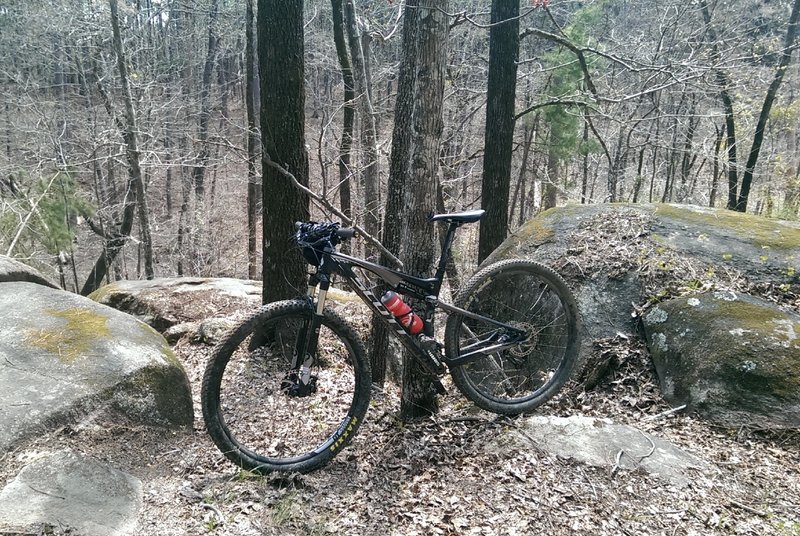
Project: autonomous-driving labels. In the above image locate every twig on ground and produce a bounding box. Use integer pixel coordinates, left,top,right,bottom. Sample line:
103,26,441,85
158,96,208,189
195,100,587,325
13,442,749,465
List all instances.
611,449,624,476
636,430,657,462
642,404,687,422
727,499,767,517
202,503,226,526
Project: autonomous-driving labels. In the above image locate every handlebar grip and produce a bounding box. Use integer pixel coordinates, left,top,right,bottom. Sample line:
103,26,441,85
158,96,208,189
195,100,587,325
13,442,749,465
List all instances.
295,221,304,230
336,227,356,239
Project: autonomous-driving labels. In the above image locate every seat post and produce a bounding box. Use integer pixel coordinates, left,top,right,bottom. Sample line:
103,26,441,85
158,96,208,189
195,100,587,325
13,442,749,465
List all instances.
432,222,460,295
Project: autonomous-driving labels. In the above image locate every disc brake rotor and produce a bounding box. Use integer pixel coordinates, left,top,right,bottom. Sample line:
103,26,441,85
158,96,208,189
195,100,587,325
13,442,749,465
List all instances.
508,321,537,358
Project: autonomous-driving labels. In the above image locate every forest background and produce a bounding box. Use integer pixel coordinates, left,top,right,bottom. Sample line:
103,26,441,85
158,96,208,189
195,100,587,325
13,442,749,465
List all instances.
1,0,799,351
2,0,800,290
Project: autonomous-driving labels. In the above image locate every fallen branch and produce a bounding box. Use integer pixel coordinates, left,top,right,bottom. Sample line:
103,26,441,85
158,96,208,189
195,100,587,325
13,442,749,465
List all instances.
636,430,657,462
262,154,403,268
728,499,767,518
642,404,687,422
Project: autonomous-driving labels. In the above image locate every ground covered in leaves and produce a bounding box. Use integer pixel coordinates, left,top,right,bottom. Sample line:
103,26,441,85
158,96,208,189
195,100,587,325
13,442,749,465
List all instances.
2,325,798,536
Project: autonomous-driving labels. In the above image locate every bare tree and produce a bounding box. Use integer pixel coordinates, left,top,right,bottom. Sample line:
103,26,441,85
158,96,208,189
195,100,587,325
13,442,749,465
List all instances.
82,0,153,295
344,0,381,259
245,0,260,279
379,0,449,419
331,0,355,229
478,0,519,264
734,0,800,212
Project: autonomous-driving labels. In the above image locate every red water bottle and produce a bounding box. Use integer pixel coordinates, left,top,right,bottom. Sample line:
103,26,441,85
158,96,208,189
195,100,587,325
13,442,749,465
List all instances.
381,291,424,334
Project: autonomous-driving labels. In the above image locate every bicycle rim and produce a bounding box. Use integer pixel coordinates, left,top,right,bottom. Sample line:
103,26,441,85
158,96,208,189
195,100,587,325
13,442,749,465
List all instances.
203,302,369,473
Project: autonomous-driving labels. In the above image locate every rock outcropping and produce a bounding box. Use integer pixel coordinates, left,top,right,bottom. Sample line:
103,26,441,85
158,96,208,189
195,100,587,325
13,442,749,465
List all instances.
488,203,800,428
0,281,193,453
642,292,800,428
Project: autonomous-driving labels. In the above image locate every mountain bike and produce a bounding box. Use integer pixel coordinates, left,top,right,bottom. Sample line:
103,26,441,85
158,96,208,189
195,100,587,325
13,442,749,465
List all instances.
201,209,581,474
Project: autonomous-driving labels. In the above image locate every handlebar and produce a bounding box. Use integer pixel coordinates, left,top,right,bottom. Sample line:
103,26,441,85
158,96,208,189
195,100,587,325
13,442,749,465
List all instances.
294,221,356,243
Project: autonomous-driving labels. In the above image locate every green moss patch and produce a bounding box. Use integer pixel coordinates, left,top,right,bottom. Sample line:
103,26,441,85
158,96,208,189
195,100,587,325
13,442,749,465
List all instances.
654,204,800,250
25,307,112,362
87,282,123,303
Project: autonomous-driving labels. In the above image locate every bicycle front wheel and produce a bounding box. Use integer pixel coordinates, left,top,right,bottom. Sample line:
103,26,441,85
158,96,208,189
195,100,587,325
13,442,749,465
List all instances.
201,299,371,474
445,259,581,415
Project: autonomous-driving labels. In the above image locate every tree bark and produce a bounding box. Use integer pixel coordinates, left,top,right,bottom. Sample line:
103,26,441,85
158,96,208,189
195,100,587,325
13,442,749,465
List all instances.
331,0,354,231
370,0,421,386
399,0,448,420
735,0,800,212
344,0,380,260
245,0,260,280
258,0,309,304
478,0,519,264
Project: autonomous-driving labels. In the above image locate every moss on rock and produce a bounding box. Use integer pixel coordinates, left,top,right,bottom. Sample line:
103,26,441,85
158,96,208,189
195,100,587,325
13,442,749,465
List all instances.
25,308,112,363
643,292,800,427
654,204,800,251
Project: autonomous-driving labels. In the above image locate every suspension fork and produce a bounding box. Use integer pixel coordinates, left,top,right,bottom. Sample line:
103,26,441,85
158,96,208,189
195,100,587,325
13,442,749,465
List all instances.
292,274,329,386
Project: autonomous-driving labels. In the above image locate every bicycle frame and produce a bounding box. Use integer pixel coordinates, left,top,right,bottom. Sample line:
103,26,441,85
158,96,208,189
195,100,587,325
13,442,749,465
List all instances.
296,222,529,389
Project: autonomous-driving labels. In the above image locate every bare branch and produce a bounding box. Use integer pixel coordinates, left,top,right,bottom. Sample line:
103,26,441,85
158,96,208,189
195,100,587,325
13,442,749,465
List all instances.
262,154,404,268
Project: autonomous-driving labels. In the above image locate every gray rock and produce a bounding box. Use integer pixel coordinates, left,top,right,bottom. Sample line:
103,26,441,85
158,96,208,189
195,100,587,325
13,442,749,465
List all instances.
0,254,57,288
493,415,712,486
196,317,237,344
484,203,800,343
0,282,193,454
483,203,800,427
163,318,235,345
0,450,142,536
642,292,800,428
163,321,200,344
89,277,262,331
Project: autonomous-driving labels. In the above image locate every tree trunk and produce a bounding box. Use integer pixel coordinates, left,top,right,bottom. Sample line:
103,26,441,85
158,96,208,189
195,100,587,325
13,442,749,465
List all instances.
735,0,800,212
258,0,309,304
710,122,724,207
82,0,151,294
245,0,260,280
370,0,421,387
478,0,519,264
700,0,740,210
331,0,354,233
543,142,558,210
399,0,448,420
509,120,534,226
191,0,220,268
581,115,589,204
344,0,380,260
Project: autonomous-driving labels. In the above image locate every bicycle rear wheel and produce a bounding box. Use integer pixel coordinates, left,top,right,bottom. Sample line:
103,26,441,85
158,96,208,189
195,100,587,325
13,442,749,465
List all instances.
201,299,371,474
445,259,581,415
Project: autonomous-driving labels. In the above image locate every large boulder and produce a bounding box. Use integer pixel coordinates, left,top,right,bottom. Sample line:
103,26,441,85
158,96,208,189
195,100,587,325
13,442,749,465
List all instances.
485,203,800,427
90,277,364,344
88,277,262,332
642,292,800,428
484,203,800,344
0,282,193,454
0,254,57,288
